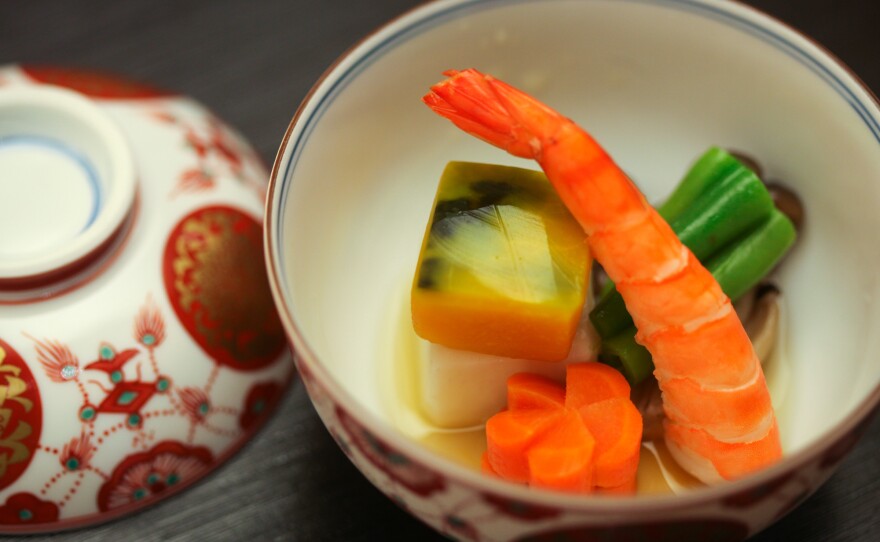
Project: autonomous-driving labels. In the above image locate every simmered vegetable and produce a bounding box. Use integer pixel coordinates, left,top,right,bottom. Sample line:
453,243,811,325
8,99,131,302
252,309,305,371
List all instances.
484,363,642,493
412,161,591,361
590,150,797,384
590,149,775,339
423,69,792,484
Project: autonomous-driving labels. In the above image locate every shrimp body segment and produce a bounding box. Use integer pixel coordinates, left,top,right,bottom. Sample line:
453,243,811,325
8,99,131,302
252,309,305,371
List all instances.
423,69,781,483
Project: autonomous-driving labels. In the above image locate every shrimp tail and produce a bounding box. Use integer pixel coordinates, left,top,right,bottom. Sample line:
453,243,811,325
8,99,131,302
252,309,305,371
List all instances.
423,68,563,159
425,69,648,236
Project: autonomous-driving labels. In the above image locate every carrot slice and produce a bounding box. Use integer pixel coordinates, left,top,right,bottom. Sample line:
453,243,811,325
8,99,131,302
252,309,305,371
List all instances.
527,409,595,492
579,397,643,489
507,373,566,411
481,452,498,476
565,362,631,409
485,408,564,483
484,362,643,494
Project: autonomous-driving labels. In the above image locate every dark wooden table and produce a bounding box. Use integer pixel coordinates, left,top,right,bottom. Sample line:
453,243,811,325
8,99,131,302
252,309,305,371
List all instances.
3,1,879,540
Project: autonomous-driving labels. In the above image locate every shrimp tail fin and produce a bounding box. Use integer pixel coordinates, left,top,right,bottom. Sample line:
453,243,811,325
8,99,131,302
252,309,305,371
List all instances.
423,68,558,159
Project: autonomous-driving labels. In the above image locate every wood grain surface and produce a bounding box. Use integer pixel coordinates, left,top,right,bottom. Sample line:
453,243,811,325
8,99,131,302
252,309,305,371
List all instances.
2,1,879,540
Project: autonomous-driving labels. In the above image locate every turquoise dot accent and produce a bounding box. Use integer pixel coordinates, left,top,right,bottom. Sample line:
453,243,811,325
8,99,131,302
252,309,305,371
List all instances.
133,488,148,500
100,346,114,359
60,364,77,380
252,399,266,413
118,391,138,405
387,452,408,466
198,402,210,416
128,413,141,427
147,473,160,485
18,509,33,521
447,515,466,528
142,334,156,346
80,406,96,421
111,371,123,383
157,378,170,392
66,458,80,471
167,473,180,485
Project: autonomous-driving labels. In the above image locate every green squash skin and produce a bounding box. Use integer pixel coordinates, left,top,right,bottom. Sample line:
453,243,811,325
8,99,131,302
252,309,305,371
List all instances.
415,161,588,307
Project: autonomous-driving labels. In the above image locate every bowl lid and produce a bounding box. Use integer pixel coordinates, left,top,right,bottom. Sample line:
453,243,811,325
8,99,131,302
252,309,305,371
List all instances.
0,85,136,288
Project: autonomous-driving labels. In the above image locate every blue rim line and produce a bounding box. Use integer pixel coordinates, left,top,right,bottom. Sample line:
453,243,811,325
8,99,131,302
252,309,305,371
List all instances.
0,134,102,231
663,0,880,140
275,0,880,279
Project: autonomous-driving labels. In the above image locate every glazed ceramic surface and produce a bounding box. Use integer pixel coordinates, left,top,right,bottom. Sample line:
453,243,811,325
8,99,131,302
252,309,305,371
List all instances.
0,65,292,533
266,0,880,540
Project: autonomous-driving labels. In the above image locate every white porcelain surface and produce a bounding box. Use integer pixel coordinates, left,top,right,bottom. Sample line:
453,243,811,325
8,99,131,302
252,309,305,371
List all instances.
0,65,292,532
0,86,135,281
266,0,880,540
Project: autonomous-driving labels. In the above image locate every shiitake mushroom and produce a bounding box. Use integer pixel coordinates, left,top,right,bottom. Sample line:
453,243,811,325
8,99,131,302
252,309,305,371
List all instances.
766,182,804,232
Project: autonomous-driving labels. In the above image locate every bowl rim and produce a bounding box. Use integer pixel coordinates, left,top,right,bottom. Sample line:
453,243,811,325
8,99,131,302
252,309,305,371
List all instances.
265,0,880,512
0,84,136,282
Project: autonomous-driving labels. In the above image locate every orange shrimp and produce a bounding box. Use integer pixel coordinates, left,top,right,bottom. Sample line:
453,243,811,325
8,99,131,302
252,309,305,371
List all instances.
423,69,781,483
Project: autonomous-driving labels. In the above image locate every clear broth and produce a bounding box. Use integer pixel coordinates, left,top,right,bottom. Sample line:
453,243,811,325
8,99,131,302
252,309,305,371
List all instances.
381,280,788,495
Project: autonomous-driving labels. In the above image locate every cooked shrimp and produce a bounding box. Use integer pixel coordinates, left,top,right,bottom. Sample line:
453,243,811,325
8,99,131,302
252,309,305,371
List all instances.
423,69,781,483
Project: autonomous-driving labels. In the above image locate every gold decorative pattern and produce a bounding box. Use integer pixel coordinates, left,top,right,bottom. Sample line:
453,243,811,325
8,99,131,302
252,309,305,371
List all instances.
163,207,284,370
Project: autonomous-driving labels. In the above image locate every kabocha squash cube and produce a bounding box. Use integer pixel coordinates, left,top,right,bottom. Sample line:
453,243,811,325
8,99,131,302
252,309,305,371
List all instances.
412,161,591,361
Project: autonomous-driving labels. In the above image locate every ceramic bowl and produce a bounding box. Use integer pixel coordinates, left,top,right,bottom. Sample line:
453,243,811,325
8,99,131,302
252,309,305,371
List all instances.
265,1,880,540
0,65,292,532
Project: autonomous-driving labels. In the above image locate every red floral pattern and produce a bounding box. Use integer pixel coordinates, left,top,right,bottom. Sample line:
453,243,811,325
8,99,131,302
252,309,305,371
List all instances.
83,344,139,374
239,382,284,430
5,295,288,529
177,387,211,422
516,518,750,542
722,471,796,509
0,493,58,525
134,298,166,349
0,65,289,532
443,514,479,541
21,65,173,98
336,406,446,497
32,338,79,383
97,441,213,511
820,409,878,469
59,430,96,472
292,361,880,542
482,493,561,520
154,112,260,198
174,168,216,194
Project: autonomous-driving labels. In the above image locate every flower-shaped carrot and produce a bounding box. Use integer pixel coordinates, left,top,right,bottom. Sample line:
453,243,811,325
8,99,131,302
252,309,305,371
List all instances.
484,363,643,494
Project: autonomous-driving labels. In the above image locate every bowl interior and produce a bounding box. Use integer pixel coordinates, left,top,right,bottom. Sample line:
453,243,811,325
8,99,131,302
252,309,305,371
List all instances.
272,0,880,467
